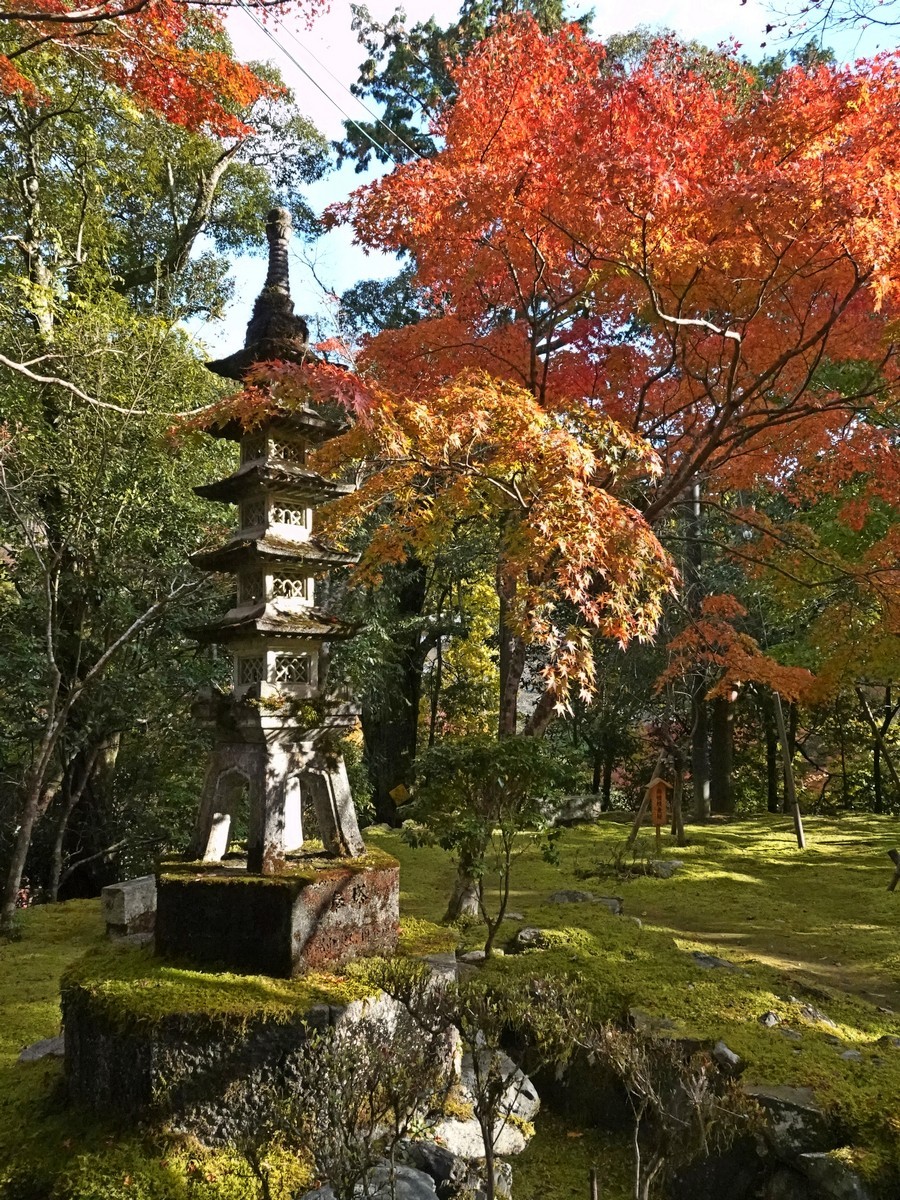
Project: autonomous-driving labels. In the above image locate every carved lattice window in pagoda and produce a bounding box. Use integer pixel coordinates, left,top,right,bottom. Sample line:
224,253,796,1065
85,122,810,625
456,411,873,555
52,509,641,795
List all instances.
238,572,262,605
240,498,267,529
270,503,307,528
271,575,307,600
270,438,306,465
240,435,265,465
236,656,265,686
273,653,312,684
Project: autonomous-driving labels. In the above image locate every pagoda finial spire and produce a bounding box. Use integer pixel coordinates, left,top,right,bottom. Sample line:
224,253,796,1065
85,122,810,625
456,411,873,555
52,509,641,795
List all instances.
262,206,292,297
207,205,310,381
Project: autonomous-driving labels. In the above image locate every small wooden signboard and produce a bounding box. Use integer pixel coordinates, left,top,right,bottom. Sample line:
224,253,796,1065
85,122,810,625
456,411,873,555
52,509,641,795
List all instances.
647,777,673,853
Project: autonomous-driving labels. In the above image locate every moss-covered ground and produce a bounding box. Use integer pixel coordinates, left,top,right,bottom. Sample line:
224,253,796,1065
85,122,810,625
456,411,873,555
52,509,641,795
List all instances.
4,814,900,1198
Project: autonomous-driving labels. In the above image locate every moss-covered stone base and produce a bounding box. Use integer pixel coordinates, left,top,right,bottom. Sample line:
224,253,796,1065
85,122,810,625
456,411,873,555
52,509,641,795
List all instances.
62,981,335,1142
59,913,456,1145
155,849,399,977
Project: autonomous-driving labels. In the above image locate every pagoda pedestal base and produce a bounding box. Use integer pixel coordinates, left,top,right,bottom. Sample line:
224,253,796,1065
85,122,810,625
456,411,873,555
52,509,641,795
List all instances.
155,852,399,978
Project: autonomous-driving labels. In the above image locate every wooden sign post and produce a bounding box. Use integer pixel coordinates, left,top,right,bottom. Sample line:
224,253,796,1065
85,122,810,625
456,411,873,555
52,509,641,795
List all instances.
648,777,673,855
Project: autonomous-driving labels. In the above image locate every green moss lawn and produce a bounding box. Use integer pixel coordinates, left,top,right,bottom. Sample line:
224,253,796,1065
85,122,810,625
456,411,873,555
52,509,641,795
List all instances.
4,814,900,1198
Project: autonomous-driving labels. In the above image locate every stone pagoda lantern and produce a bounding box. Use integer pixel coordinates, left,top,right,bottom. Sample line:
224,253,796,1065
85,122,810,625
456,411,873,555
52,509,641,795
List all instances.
154,208,398,978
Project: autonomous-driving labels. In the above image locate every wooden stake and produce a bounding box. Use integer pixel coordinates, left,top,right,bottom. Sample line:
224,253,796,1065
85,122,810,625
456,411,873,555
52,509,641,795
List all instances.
773,692,806,850
626,753,666,848
590,1166,600,1200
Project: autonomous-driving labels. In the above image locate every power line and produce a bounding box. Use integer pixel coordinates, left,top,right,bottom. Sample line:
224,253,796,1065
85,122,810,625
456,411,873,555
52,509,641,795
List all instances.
235,0,396,163
272,15,423,161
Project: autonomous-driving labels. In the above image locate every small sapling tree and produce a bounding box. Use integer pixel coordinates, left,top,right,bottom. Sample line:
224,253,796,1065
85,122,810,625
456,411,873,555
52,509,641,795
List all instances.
406,734,567,948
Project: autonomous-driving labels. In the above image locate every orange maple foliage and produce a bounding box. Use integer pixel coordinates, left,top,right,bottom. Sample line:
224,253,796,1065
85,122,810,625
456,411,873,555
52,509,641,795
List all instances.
339,18,900,517
658,595,814,703
200,19,900,716
0,0,323,135
206,364,676,709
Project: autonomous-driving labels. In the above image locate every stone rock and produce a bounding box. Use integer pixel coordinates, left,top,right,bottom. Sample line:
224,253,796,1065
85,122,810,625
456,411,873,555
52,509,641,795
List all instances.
670,1137,767,1200
431,1049,538,1161
429,1117,528,1159
459,950,487,965
760,1011,782,1027
877,1034,900,1049
622,916,643,929
650,859,683,879
712,1041,742,1072
550,794,605,826
547,890,623,914
510,926,551,952
424,954,458,984
744,1084,835,1158
399,1142,460,1190
792,999,837,1029
101,875,156,936
691,951,743,972
764,1167,815,1200
839,1049,862,1062
18,1034,64,1063
779,1028,802,1041
548,888,595,903
470,1161,513,1200
505,912,525,922
797,1153,873,1200
461,1049,540,1123
301,1163,437,1200
628,1008,677,1036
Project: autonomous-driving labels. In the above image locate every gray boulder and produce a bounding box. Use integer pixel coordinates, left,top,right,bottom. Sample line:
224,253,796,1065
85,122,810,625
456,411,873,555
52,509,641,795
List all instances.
546,890,623,914
431,1048,539,1160
691,951,743,972
712,1041,741,1072
650,860,683,879
744,1084,835,1158
550,795,605,826
18,1034,64,1063
301,1163,437,1200
797,1152,874,1200
510,926,551,951
399,1145,512,1200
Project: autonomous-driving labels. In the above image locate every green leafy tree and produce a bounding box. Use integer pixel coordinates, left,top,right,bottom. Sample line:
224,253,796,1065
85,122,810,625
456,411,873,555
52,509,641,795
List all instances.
406,733,567,938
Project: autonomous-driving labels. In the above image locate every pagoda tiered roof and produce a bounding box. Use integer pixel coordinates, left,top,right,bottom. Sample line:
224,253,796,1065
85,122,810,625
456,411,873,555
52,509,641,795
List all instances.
192,605,357,643
194,461,355,506
204,406,347,445
189,534,357,575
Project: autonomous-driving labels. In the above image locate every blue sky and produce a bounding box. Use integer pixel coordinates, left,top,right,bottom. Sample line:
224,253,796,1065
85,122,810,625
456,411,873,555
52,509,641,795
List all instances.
188,0,891,357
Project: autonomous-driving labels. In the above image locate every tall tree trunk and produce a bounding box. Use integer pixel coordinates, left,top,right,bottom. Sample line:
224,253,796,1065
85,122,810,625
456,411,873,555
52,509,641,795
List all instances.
783,702,799,815
443,846,483,922
591,745,603,795
709,694,734,814
497,570,525,738
684,481,709,821
691,677,710,821
601,748,614,811
48,739,111,902
774,692,805,850
763,697,780,813
361,559,429,826
670,745,687,846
